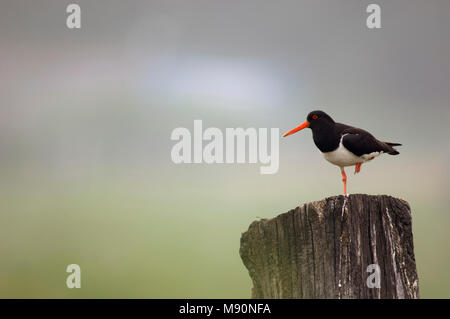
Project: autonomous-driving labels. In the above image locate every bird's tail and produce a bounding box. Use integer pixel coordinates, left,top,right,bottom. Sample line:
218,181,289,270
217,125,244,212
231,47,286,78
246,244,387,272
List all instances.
386,142,402,147
384,142,402,155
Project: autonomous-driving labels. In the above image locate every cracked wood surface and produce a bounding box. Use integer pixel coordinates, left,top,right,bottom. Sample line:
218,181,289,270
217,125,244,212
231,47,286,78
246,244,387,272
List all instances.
239,194,419,299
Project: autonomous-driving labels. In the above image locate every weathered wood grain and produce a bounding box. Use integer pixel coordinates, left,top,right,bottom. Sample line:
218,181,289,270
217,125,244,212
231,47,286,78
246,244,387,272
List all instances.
240,194,419,299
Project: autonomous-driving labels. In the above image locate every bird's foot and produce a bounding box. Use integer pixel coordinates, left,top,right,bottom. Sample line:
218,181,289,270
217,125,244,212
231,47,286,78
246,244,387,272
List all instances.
354,163,362,174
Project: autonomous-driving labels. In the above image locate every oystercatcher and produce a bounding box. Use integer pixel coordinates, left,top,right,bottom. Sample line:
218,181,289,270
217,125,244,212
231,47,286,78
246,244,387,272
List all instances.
282,110,401,195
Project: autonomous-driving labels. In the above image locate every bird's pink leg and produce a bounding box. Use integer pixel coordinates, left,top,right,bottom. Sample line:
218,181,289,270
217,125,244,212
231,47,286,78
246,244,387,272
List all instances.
340,167,347,195
354,162,362,174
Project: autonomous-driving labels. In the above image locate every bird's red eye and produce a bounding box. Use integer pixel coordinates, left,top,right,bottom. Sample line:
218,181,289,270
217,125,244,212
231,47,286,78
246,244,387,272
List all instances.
312,115,318,120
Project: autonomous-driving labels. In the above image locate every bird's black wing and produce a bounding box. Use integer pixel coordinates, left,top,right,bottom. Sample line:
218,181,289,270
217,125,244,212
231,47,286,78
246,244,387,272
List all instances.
339,126,399,156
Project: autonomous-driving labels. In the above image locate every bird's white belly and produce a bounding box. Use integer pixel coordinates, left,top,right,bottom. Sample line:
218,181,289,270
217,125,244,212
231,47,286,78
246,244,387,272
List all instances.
322,142,381,167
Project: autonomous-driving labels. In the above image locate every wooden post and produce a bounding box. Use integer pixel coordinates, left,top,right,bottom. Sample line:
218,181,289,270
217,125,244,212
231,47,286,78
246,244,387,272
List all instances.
239,194,419,299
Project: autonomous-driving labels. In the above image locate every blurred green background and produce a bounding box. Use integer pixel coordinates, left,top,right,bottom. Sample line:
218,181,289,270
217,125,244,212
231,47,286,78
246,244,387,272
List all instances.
1,0,449,298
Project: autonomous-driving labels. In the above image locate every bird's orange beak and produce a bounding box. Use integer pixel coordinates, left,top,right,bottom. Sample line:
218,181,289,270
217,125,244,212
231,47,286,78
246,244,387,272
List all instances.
282,121,309,137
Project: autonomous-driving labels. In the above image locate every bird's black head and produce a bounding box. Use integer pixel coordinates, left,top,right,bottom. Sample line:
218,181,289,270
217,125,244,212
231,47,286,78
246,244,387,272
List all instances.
306,110,335,130
283,110,335,137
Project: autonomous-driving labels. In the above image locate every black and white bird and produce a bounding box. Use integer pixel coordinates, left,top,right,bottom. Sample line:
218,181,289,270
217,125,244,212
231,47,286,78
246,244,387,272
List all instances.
282,110,401,195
